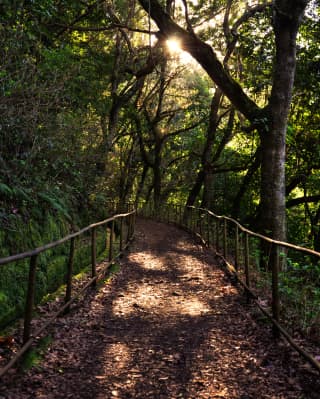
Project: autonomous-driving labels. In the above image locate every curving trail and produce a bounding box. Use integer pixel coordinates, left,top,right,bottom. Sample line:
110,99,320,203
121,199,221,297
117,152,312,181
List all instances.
1,219,319,398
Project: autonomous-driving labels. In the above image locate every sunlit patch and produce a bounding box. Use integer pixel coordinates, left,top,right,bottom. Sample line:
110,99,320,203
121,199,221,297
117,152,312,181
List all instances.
177,297,211,316
128,251,165,271
174,239,194,250
112,284,163,316
113,280,211,317
103,342,131,370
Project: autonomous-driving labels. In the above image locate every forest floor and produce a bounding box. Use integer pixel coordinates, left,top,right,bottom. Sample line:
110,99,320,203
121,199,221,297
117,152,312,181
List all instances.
1,218,320,399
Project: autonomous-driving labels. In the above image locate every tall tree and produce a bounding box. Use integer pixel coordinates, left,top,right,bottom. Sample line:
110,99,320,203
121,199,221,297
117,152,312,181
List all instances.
137,0,309,243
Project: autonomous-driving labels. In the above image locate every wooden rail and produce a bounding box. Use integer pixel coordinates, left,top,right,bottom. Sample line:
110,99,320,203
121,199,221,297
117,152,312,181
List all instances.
0,209,136,378
138,202,320,374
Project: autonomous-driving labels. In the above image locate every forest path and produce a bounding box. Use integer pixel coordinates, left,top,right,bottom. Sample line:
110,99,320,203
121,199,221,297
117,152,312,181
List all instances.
1,219,318,398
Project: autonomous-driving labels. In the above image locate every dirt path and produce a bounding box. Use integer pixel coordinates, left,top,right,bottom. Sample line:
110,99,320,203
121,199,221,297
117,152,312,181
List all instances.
1,219,319,398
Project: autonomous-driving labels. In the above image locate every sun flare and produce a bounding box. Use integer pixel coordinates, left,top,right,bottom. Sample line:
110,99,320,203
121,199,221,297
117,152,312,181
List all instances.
166,38,182,53
166,38,194,64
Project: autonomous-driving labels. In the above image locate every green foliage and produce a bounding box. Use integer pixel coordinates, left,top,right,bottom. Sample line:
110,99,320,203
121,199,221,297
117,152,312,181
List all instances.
0,183,13,197
236,7,274,100
38,192,71,220
0,216,109,328
20,335,53,371
279,258,320,332
0,211,69,327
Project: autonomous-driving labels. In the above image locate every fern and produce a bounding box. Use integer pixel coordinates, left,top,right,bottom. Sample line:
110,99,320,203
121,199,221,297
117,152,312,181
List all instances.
0,183,13,198
13,187,33,202
38,192,71,219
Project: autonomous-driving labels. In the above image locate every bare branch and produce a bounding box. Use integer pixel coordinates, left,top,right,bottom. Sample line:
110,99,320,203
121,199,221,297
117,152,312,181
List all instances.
231,2,272,35
286,195,320,208
138,0,262,122
181,0,195,34
164,118,205,141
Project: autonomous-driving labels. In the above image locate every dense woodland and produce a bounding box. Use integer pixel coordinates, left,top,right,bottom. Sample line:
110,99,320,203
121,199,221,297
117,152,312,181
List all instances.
0,1,320,330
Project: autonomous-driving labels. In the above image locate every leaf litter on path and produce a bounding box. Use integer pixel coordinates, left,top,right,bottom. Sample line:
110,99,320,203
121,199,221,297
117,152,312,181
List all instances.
1,218,320,399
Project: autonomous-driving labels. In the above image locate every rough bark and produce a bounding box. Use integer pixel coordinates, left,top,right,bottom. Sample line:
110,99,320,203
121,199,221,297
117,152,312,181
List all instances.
259,0,308,241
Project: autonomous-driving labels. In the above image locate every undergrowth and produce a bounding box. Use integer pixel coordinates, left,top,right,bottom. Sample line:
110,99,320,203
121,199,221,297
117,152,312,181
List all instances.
20,336,53,372
0,183,115,329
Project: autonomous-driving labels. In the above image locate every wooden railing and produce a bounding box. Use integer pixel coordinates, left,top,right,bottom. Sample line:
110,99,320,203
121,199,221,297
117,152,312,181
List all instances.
0,208,136,377
139,202,320,374
1,202,319,376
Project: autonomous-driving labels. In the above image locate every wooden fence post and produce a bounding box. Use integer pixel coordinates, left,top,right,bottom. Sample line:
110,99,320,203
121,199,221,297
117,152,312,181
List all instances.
216,219,220,251
244,232,250,303
210,218,214,248
190,208,193,232
91,228,97,287
65,237,75,312
145,202,149,217
186,208,190,230
185,208,189,230
192,208,196,233
119,217,123,252
199,209,203,237
235,225,239,271
271,244,280,337
131,212,136,238
23,255,38,344
126,215,131,243
109,220,114,261
206,212,210,246
223,219,227,258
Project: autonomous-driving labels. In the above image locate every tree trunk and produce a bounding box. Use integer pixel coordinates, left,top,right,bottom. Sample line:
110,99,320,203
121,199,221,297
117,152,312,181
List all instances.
153,139,162,210
135,164,149,206
231,147,261,220
201,170,215,209
259,0,307,242
258,1,308,271
185,170,205,208
185,90,222,208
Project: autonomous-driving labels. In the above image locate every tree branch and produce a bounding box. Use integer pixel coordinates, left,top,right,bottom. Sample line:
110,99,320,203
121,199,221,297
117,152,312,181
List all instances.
52,22,158,35
137,0,262,122
164,119,205,141
225,2,272,65
286,195,320,208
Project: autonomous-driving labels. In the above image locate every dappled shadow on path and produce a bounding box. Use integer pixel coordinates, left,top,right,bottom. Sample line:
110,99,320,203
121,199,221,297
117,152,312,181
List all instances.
2,218,319,399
